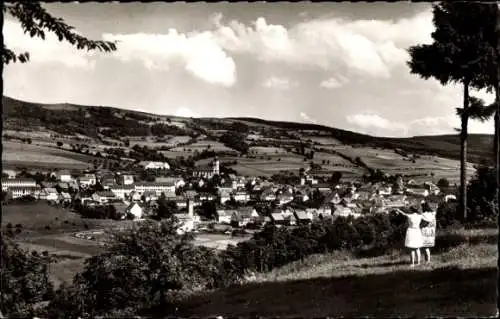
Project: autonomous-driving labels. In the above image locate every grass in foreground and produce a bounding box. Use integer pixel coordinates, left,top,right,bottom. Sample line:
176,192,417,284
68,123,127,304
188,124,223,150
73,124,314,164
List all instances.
176,241,498,318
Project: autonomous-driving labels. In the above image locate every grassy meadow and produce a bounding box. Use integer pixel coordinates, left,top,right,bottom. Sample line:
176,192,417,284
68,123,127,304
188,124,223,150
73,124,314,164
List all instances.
2,140,94,170
177,227,498,317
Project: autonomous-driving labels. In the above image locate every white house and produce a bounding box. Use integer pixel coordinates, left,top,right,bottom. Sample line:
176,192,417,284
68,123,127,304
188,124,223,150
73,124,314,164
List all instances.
306,206,332,219
78,174,97,187
2,178,37,191
110,185,135,200
233,191,250,203
7,186,41,199
57,170,73,182
333,206,362,219
126,202,143,219
260,189,276,202
2,170,17,179
231,206,260,227
39,188,59,201
134,182,175,196
378,186,393,196
294,209,314,223
121,174,135,185
92,191,117,204
277,191,294,205
139,161,170,170
219,191,231,204
405,187,429,197
216,209,236,224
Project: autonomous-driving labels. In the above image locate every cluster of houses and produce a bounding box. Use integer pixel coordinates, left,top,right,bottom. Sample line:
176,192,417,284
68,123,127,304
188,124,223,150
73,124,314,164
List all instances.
2,158,455,233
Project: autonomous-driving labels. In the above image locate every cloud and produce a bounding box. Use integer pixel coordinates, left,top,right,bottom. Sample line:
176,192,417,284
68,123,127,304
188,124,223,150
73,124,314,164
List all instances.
3,19,96,69
320,74,350,89
346,113,408,135
211,10,433,79
102,30,236,87
300,112,317,124
262,76,296,90
175,107,200,118
346,112,495,137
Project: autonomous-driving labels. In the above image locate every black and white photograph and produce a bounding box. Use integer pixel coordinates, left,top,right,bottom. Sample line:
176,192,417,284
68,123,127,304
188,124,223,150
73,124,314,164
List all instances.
1,1,499,318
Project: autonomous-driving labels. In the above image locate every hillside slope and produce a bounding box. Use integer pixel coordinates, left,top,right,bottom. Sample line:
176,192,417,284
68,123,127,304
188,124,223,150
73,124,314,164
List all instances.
177,239,498,317
2,96,494,165
230,117,494,165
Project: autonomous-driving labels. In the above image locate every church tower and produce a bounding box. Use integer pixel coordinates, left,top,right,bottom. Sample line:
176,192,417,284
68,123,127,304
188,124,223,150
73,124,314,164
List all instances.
213,156,220,175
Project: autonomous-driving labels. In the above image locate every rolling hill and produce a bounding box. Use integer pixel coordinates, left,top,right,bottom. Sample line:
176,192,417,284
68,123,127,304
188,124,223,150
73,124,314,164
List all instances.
1,96,494,178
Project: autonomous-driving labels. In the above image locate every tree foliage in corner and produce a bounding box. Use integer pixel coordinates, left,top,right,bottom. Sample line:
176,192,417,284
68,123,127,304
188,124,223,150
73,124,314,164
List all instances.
2,2,117,65
1,237,55,317
407,2,499,220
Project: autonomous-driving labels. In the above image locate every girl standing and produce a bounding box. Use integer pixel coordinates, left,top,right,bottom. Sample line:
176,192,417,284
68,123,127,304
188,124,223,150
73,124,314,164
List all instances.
396,206,424,267
421,202,437,263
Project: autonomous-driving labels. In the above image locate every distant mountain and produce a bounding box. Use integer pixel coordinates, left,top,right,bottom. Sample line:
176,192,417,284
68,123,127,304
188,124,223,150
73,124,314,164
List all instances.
2,96,494,165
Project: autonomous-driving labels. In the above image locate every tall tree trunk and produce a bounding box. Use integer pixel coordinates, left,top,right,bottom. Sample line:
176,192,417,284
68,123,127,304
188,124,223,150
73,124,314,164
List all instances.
460,81,470,221
496,4,500,214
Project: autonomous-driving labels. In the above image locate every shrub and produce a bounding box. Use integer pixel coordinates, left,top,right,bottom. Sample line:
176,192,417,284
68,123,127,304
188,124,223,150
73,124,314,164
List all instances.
47,219,227,317
437,178,450,188
45,225,51,230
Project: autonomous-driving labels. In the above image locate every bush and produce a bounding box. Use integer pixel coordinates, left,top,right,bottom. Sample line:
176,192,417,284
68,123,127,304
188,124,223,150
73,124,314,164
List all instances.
437,178,450,188
436,201,461,229
47,219,228,317
45,225,51,230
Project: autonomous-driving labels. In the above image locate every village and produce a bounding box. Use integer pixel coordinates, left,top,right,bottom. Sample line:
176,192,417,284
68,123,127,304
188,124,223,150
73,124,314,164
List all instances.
1,155,457,238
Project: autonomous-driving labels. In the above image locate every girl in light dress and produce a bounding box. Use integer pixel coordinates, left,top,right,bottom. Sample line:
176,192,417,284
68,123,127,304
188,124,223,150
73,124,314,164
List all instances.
395,206,425,267
420,202,437,263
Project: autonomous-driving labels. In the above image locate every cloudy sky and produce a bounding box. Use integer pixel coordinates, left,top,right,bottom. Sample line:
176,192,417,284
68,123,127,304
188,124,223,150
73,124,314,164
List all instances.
3,2,496,137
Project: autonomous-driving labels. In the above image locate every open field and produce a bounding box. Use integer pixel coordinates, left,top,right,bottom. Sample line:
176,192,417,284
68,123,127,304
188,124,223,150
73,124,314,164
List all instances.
248,146,288,154
178,236,498,317
2,141,94,170
171,140,236,153
329,145,475,181
303,136,342,145
2,203,117,233
311,151,357,168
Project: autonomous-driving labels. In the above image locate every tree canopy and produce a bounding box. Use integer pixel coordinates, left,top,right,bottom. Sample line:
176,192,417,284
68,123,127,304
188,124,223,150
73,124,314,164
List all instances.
2,2,117,65
408,2,498,90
